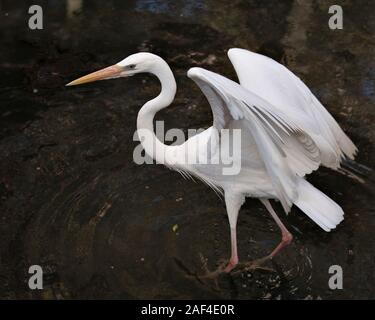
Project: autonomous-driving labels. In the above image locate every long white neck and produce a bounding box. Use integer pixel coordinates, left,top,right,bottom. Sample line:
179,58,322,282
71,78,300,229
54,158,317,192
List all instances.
137,58,177,165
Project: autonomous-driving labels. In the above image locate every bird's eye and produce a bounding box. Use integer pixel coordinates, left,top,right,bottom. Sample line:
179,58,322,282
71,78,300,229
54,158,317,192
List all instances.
128,64,136,69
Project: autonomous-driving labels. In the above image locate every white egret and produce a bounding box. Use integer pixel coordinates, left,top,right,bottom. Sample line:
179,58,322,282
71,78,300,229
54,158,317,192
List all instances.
67,48,357,275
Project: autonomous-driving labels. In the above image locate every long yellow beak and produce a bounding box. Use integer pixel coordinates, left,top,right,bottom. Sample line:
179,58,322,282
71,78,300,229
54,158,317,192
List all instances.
66,65,124,86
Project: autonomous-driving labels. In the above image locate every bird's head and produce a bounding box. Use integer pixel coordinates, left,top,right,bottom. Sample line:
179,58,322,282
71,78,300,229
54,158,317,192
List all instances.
66,52,163,86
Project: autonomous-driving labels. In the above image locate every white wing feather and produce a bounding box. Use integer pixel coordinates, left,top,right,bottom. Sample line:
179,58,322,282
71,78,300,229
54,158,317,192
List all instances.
188,67,321,213
227,48,357,169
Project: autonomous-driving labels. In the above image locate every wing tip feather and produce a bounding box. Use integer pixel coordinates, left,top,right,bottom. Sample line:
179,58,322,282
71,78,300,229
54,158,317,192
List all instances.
187,67,204,79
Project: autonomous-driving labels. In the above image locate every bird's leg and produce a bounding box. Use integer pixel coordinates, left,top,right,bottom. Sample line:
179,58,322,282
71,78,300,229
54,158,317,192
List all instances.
260,199,293,259
234,199,292,273
195,193,244,279
222,193,244,273
224,225,239,273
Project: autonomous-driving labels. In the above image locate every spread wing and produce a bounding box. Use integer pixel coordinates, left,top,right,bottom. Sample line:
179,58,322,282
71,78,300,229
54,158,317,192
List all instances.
227,48,357,168
188,67,321,213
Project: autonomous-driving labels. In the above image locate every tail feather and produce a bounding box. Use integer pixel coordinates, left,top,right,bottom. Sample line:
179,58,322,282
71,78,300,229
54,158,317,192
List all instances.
294,179,344,232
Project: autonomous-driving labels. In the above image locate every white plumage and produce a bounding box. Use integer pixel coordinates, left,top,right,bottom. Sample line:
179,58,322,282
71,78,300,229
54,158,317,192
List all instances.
67,48,357,274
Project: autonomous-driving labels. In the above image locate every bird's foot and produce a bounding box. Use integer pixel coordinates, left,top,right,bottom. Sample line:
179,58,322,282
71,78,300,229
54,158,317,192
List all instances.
224,257,238,273
231,256,274,275
193,254,273,278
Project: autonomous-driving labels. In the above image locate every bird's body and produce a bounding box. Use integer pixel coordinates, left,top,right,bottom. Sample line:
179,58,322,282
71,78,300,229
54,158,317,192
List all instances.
67,48,357,274
174,122,276,199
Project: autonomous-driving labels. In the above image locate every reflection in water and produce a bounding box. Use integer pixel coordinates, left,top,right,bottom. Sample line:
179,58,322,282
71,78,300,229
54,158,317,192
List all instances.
135,0,206,16
362,72,375,102
136,0,170,14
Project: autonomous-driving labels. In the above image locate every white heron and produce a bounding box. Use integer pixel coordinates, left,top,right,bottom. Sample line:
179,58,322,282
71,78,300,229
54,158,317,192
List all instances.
66,48,357,275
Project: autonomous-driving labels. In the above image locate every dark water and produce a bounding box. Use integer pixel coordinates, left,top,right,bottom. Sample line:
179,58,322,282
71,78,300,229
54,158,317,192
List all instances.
0,0,374,299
